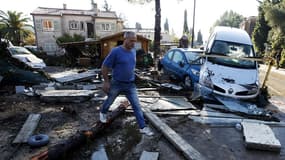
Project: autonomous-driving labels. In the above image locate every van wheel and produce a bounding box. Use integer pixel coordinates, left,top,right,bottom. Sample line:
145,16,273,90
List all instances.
184,76,192,89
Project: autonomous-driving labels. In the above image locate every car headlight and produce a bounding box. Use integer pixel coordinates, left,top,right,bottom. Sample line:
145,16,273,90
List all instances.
200,69,213,88
191,69,200,76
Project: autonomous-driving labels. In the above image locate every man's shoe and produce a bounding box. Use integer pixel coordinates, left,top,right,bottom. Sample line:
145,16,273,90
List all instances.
139,127,154,136
99,112,107,123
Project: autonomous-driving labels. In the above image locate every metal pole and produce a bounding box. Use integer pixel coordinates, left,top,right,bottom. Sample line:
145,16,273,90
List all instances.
191,0,196,48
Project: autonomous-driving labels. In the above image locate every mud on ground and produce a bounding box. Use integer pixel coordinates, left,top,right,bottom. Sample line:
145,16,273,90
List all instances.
0,80,284,160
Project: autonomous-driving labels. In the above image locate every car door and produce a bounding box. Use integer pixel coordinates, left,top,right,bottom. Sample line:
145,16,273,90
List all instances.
161,50,174,73
169,50,186,79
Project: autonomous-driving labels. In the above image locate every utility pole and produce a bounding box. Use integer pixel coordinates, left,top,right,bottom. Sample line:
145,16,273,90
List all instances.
191,0,196,48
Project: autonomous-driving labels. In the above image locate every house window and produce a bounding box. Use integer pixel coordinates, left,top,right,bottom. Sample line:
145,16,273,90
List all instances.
69,21,79,30
80,22,84,31
43,20,54,31
102,23,111,31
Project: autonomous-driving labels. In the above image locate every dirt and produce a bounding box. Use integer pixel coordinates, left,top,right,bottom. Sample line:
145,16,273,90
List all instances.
0,70,285,160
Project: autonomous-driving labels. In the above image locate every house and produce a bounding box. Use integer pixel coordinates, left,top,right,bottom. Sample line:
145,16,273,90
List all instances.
57,31,151,67
123,28,175,43
100,31,151,59
31,0,123,55
240,16,257,37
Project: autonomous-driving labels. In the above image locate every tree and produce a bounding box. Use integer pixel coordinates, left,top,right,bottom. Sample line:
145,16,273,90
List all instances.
212,10,244,28
102,0,112,11
196,30,203,45
127,0,160,60
183,9,190,34
263,0,285,66
127,0,184,59
164,18,169,33
252,1,271,55
0,10,31,45
56,33,85,44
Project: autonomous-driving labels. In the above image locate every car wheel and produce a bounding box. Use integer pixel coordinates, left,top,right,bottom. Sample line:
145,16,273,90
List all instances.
184,76,192,89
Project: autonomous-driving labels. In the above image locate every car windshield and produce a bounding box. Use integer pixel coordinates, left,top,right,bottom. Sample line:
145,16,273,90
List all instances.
8,47,31,55
185,51,202,64
209,40,256,69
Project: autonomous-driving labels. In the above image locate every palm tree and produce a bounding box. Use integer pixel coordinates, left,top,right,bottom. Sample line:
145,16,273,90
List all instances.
0,10,32,45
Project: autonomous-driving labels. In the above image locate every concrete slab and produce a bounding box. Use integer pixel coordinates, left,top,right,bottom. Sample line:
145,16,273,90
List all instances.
242,122,281,152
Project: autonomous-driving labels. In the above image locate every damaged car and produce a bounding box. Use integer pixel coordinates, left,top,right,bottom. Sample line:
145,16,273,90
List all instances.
7,46,46,69
195,26,259,100
158,48,204,89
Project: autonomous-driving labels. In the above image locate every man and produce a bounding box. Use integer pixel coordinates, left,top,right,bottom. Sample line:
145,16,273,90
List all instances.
99,31,154,136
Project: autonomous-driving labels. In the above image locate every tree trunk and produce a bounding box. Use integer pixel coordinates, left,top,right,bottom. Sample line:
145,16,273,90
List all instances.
31,102,128,160
153,0,161,60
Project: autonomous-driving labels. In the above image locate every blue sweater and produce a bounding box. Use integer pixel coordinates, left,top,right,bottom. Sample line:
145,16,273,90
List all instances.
103,46,136,82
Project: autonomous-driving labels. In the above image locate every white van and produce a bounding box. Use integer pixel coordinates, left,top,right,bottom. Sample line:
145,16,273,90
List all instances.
197,26,259,100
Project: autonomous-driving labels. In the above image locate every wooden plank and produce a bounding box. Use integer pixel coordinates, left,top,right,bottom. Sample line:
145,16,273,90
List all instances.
143,108,206,160
40,90,95,103
242,122,281,151
139,151,159,160
146,99,195,111
188,110,243,119
126,109,191,116
188,116,285,127
13,113,41,143
50,69,98,83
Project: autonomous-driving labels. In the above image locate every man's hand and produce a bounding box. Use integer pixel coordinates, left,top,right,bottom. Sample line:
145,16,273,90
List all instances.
102,81,110,94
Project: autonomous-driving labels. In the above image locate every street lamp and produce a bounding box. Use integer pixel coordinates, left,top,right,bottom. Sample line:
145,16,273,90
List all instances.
191,0,196,48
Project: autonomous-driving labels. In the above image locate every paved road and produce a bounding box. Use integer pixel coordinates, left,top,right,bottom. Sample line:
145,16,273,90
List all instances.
259,65,285,97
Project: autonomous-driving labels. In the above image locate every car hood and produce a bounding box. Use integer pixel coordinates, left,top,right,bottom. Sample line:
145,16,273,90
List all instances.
204,62,258,85
12,54,43,63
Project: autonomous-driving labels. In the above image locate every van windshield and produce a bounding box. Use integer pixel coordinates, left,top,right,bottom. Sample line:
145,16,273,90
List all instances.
209,40,256,69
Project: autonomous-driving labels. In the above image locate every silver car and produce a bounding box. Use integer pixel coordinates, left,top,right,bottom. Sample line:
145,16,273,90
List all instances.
7,46,46,69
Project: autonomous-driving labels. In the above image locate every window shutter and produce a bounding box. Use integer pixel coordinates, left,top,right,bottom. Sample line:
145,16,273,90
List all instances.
35,19,42,32
53,20,60,31
111,23,115,31
95,23,101,31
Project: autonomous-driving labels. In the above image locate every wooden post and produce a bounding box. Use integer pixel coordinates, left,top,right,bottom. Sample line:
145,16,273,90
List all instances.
31,102,129,160
262,58,273,89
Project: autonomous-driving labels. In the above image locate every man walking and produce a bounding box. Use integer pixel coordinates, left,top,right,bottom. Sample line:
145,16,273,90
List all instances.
99,31,154,136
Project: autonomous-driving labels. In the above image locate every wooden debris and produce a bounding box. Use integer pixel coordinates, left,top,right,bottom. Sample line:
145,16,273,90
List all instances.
139,151,159,160
242,122,281,152
143,108,205,160
188,115,285,127
188,110,242,119
160,83,182,90
31,102,128,160
50,69,99,83
13,113,41,144
40,90,95,103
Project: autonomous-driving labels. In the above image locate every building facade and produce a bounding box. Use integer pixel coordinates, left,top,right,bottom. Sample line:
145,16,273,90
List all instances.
31,1,123,55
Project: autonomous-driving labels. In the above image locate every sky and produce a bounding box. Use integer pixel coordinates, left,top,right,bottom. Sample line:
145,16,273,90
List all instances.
1,0,260,40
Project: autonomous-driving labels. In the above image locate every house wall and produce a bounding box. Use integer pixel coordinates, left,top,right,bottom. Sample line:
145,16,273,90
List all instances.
33,15,62,55
33,13,122,55
95,18,119,38
61,15,93,38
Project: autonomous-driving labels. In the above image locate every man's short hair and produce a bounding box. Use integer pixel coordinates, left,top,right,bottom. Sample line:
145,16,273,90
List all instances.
124,31,136,39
